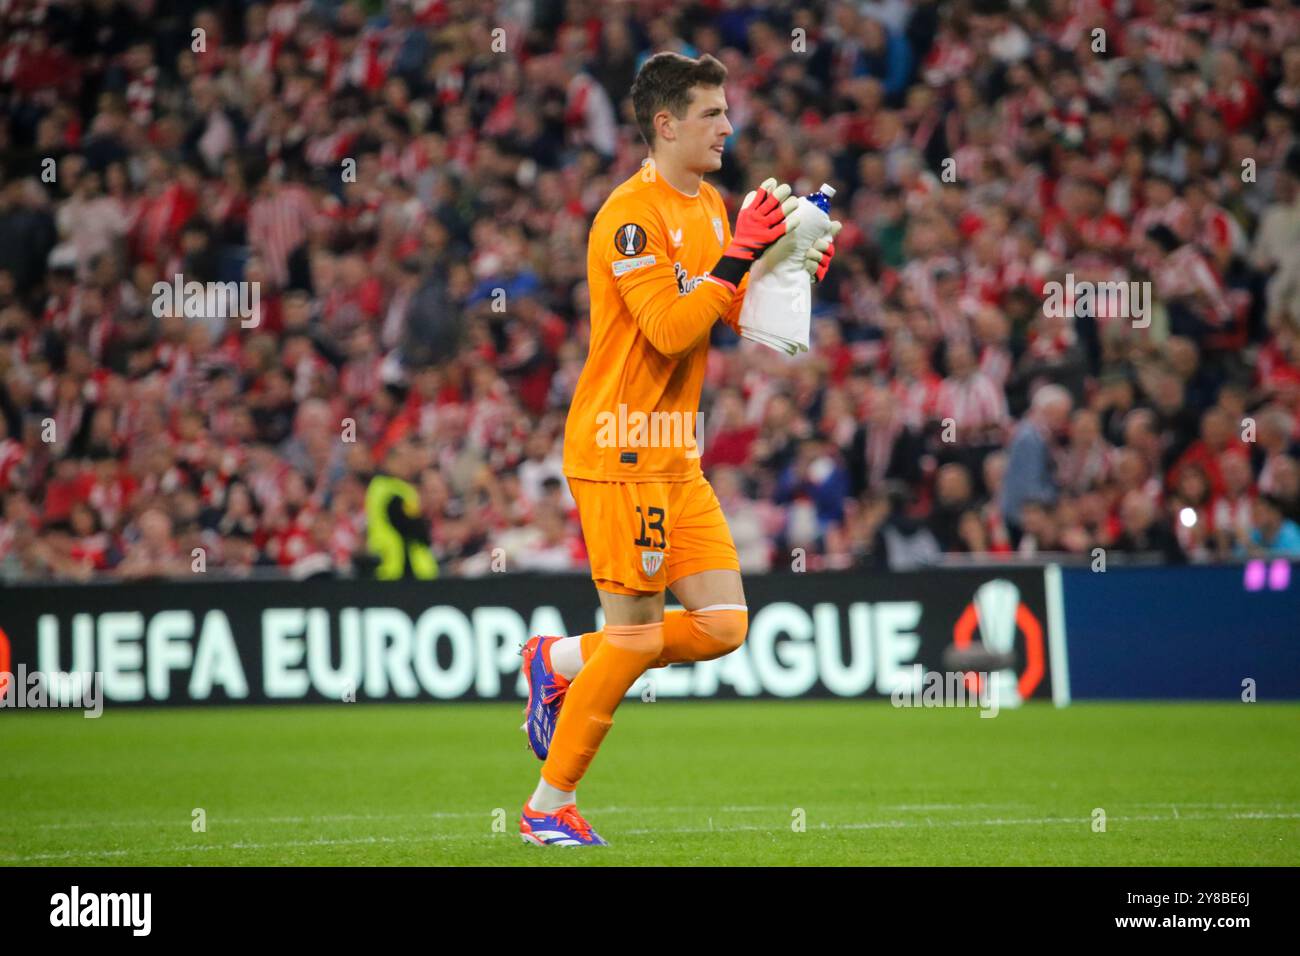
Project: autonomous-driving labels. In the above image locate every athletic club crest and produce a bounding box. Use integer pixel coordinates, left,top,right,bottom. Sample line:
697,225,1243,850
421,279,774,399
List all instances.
711,217,724,244
641,550,665,576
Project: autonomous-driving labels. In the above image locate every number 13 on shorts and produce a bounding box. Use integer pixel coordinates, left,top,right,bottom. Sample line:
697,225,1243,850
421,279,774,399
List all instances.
634,504,667,577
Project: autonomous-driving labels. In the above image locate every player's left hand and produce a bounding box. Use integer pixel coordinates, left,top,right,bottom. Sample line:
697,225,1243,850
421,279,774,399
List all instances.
803,220,843,283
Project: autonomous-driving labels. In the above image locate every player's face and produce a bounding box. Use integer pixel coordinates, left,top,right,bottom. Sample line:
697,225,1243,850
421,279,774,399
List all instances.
678,85,732,173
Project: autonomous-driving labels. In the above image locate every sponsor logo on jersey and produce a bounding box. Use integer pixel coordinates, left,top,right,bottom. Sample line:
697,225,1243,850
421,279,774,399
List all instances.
612,254,656,276
674,262,705,295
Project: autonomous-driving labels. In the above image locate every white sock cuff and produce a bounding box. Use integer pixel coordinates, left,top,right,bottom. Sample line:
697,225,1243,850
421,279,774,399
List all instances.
548,635,585,680
692,604,748,613
531,778,577,813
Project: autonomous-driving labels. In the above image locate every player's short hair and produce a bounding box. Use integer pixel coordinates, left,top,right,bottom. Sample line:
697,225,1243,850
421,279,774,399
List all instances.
631,51,728,148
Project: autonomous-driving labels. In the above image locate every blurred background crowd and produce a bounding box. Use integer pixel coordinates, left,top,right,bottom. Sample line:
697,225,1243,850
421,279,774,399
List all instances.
2,0,1300,581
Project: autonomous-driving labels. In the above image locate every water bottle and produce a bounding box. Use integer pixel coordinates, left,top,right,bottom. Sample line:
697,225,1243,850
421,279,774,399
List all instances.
799,184,834,251
806,183,836,215
751,183,833,280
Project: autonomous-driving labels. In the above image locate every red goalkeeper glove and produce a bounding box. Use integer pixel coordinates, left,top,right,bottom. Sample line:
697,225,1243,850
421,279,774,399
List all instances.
803,220,843,283
710,178,798,290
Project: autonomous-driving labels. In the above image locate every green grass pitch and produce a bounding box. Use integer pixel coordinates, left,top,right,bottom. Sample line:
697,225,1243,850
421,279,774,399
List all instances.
3,700,1297,866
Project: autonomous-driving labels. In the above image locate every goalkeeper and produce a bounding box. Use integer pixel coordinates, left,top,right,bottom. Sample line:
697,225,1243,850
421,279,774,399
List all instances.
515,51,840,846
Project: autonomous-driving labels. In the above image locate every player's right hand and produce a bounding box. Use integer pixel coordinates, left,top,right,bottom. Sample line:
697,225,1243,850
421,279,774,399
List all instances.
725,178,798,261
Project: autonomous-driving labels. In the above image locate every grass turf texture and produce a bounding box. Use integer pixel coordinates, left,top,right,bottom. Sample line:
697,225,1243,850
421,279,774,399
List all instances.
3,700,1297,866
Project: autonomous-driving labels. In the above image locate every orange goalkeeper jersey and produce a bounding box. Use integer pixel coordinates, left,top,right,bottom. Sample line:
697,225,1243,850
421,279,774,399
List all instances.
562,165,748,483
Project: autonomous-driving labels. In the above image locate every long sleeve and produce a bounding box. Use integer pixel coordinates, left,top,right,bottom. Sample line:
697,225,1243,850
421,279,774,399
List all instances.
620,264,736,358
387,495,430,542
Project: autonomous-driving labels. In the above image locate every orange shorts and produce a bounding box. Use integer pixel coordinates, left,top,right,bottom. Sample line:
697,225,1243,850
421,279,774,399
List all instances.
567,473,740,595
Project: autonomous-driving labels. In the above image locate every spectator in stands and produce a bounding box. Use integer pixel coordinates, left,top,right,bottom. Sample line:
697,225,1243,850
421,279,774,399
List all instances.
116,506,189,579
364,440,436,580
1001,384,1072,543
928,462,973,552
1113,489,1185,564
1239,493,1300,559
2,0,1299,581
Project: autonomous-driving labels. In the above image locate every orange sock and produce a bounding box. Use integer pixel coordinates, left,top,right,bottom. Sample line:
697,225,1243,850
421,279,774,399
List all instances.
578,606,748,669
579,629,602,662
540,621,664,791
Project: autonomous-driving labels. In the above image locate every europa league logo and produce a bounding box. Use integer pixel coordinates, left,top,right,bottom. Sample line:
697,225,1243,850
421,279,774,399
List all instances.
973,580,1024,708
950,578,1046,707
615,223,646,257
622,225,639,255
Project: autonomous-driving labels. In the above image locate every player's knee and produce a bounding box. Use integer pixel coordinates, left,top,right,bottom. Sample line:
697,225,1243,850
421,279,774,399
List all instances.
694,607,748,656
718,609,749,652
643,626,666,660
605,621,665,661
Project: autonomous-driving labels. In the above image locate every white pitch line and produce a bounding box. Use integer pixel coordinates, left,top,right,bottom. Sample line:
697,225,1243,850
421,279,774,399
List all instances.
3,811,1298,864
1131,801,1295,809
2,834,449,863
622,811,1300,836
28,811,495,830
22,804,774,831
883,803,1027,811
17,801,1298,832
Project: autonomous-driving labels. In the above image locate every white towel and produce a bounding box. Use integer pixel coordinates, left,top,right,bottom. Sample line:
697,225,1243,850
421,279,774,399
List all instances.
737,197,833,355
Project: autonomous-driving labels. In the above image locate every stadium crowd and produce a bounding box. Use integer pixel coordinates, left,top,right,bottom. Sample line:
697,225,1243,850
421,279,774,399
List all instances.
2,0,1300,581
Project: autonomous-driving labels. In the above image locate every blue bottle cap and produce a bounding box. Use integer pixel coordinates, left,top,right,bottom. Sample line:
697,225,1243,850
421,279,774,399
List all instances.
806,183,836,214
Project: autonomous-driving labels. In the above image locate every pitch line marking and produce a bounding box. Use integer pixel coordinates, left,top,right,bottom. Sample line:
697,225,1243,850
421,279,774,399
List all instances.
16,801,1297,831
5,811,1299,863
